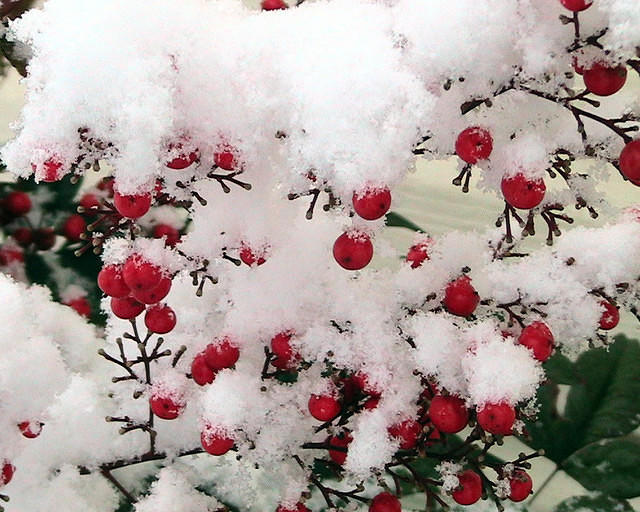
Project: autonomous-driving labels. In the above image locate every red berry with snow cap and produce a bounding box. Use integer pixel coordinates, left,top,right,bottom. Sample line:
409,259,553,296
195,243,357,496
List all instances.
214,145,238,171
150,392,183,420
114,191,152,219
18,421,43,439
166,140,199,170
191,352,216,386
518,321,554,362
123,256,163,292
328,431,352,465
153,224,180,247
388,419,422,450
98,264,130,298
240,244,267,267
509,470,533,502
599,300,620,330
369,492,402,512
201,426,234,455
477,402,516,435
205,337,240,370
428,395,469,433
406,241,431,268
132,276,172,304
452,470,482,505
583,63,627,96
444,275,479,317
308,394,341,422
501,173,546,210
455,127,493,164
0,461,14,487
32,157,63,182
145,303,176,334
352,186,392,220
333,231,373,270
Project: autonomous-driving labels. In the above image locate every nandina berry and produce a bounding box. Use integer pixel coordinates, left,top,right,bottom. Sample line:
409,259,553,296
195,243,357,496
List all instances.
583,63,627,96
308,394,341,422
428,395,469,433
388,419,422,450
352,186,392,221
110,296,145,319
132,276,172,304
369,492,402,512
79,193,101,212
191,352,216,386
12,227,33,247
455,127,493,164
166,141,199,170
150,393,183,420
599,300,620,330
33,227,56,251
62,214,86,241
32,157,63,182
123,256,163,291
276,503,310,512
560,0,592,11
205,337,240,370
214,146,238,171
619,140,640,183
501,173,546,210
333,231,373,270
240,244,267,266
262,0,288,10
66,297,91,318
443,275,479,317
508,470,533,502
97,178,115,196
424,425,441,447
271,331,299,369
364,397,380,410
352,372,381,397
328,431,352,465
18,421,43,439
518,321,554,362
98,264,130,298
153,223,180,247
0,460,15,487
201,427,234,455
477,403,516,435
113,191,152,219
0,245,24,265
4,191,32,216
406,241,431,269
452,470,482,505
145,304,177,334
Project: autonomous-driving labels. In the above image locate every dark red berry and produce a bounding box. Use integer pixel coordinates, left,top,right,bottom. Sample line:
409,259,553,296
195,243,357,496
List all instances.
477,403,516,435
18,421,43,439
619,140,640,183
369,492,401,512
153,224,180,247
364,396,380,410
122,256,163,291
328,431,352,465
501,173,546,210
388,419,421,450
33,227,56,251
518,321,554,362
113,191,152,218
132,276,172,304
583,63,627,96
66,297,91,318
4,191,31,216
150,393,183,420
201,426,234,455
1,461,15,487
214,146,237,171
428,395,469,433
0,245,24,265
508,470,533,502
191,352,216,386
12,227,33,247
443,275,479,317
110,296,145,319
333,231,373,270
145,304,176,334
452,470,482,505
166,140,198,170
308,394,341,422
406,241,431,269
598,300,620,330
79,193,101,212
205,337,240,370
560,0,592,11
455,127,493,164
262,0,288,10
352,186,392,221
98,264,130,298
62,214,86,241
240,244,267,266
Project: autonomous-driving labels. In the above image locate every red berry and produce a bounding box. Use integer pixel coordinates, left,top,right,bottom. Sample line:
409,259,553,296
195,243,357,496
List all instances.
328,431,352,465
518,321,554,362
428,395,469,433
145,304,177,334
205,337,240,370
191,352,216,386
333,231,373,270
364,396,380,410
153,224,180,247
308,394,341,422
166,141,199,170
240,244,267,267
619,140,640,183
18,421,43,439
276,503,310,512
501,173,546,210
572,55,586,75
262,0,288,10
66,297,91,318
32,157,63,182
33,227,56,251
12,227,33,247
201,426,234,455
0,461,14,487
214,146,238,171
113,191,152,219
388,419,421,450
97,178,115,196
62,214,86,241
598,300,620,330
452,470,482,505
79,193,101,212
443,275,479,317
0,245,23,265
455,127,493,164
477,403,516,435
123,256,163,291
98,264,130,298
406,241,431,269
132,276,172,304
110,296,145,319
352,372,381,396
352,186,392,221
509,470,533,502
583,63,627,96
560,0,592,11
4,191,31,216
150,393,184,420
270,331,299,369
369,492,402,512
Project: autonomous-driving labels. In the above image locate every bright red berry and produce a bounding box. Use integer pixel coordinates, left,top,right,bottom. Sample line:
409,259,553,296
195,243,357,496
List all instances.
214,146,238,171
110,296,145,319
123,256,163,291
113,191,152,218
560,0,592,11
452,470,483,505
18,421,43,439
598,300,620,330
66,297,91,318
205,337,240,370
150,393,183,420
145,304,177,334
153,224,180,247
132,276,172,304
276,503,310,512
369,492,402,512
328,431,352,465
79,193,101,212
583,63,627,96
240,244,267,267
271,331,299,369
406,241,431,269
518,321,554,362
352,372,381,397
455,127,493,164
201,426,234,455
388,419,422,450
191,352,216,386
333,231,373,270
508,470,533,502
62,214,86,241
443,275,479,317
4,191,32,216
166,141,199,170
0,461,14,487
308,394,341,422
428,395,469,433
364,396,380,410
98,264,130,298
501,173,546,210
619,140,640,183
12,227,33,247
477,403,516,435
262,0,288,10
352,186,392,221
33,227,56,251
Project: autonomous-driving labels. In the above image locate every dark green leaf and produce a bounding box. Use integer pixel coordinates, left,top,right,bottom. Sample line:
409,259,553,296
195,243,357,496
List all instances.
544,352,581,385
553,493,633,512
24,251,59,297
385,212,425,232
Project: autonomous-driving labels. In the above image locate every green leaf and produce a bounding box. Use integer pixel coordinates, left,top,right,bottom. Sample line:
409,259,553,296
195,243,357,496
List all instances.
544,352,581,385
553,493,633,512
563,439,640,499
385,212,425,232
24,251,59,297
